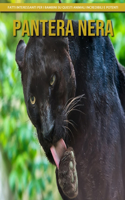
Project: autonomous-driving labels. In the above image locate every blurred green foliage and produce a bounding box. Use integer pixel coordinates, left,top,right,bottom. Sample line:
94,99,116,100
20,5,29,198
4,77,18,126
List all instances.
0,12,60,200
0,0,125,200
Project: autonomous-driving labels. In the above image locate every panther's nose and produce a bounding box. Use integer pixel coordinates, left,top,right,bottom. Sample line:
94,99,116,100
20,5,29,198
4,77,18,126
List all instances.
40,102,54,142
43,123,54,142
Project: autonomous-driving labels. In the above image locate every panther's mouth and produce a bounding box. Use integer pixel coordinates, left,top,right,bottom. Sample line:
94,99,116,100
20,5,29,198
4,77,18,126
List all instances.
43,125,67,168
50,139,67,169
37,114,68,165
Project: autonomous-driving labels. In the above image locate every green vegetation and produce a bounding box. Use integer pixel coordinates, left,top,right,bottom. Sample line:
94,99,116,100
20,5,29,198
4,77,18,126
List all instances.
0,0,125,200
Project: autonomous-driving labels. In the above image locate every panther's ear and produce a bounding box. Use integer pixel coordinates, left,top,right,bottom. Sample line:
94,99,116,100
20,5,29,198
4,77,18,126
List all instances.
55,0,64,20
16,40,26,71
55,12,64,20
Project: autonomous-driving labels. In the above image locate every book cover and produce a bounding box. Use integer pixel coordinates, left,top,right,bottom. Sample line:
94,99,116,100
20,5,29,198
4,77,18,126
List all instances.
0,1,125,200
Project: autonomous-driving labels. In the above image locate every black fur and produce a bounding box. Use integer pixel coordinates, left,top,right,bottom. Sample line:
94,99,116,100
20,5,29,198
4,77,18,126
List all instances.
16,14,125,200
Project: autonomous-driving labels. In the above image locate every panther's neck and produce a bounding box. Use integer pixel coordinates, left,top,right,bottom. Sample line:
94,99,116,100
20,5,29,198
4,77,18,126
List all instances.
67,21,123,151
117,62,125,111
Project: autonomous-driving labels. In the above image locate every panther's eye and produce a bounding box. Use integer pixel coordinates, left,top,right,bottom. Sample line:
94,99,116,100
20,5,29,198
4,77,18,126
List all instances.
50,74,56,86
30,96,36,105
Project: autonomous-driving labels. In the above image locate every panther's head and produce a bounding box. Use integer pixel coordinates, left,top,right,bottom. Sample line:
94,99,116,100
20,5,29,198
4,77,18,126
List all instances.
15,12,76,164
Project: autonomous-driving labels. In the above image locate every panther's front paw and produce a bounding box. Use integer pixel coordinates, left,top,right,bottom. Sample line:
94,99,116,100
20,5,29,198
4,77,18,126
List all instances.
58,147,78,199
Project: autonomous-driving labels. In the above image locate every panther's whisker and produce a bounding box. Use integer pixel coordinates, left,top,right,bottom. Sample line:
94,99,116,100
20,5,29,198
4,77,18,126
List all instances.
70,119,77,127
67,103,84,112
64,119,78,132
63,94,83,111
62,126,72,141
65,94,85,114
67,108,85,116
66,100,80,112
63,125,72,135
65,93,84,107
63,125,74,141
65,100,83,111
65,94,84,110
64,100,79,114
65,94,84,112
64,103,84,116
68,120,78,132
63,96,76,110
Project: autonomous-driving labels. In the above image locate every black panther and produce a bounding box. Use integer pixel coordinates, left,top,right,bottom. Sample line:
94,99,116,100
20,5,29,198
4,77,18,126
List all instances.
16,11,125,200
